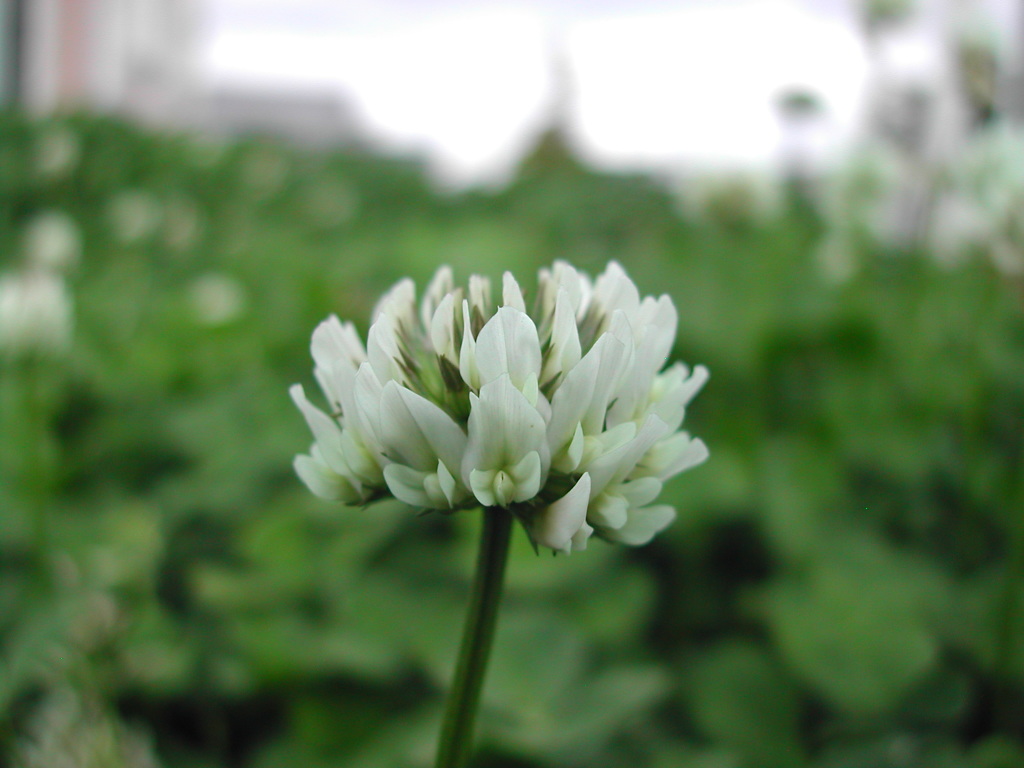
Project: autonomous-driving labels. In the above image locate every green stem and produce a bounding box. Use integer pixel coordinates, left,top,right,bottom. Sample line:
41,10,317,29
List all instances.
435,507,513,768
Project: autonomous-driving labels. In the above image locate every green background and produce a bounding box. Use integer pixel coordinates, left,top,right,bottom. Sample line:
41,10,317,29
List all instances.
2,112,1023,767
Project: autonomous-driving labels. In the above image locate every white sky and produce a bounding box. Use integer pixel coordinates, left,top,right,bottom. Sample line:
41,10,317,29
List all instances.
199,0,1018,186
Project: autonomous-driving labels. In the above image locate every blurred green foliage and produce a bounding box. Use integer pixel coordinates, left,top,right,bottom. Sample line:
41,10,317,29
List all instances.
1,111,1024,768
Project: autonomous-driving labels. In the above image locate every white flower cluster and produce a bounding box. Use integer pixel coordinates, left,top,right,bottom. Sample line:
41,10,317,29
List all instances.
292,262,708,553
1,209,79,358
813,143,924,282
928,123,1024,274
24,210,81,271
677,171,782,229
0,269,73,358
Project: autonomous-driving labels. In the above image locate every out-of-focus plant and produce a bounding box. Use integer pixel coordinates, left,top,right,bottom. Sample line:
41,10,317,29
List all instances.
954,12,1003,126
107,190,162,246
676,171,783,230
33,123,80,181
812,142,915,280
23,211,81,272
1,109,1023,768
928,123,1024,275
14,687,160,768
0,269,73,360
859,0,916,36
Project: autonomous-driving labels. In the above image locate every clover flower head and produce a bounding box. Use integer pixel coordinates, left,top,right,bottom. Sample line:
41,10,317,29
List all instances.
292,262,708,553
0,269,73,358
24,210,81,272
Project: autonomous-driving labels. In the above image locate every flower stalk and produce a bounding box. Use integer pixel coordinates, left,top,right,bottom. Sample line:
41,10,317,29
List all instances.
435,507,513,768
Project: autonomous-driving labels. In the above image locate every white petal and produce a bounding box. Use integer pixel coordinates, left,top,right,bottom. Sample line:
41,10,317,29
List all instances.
579,262,639,341
371,277,416,328
583,319,634,434
607,296,677,426
311,315,365,371
589,492,629,529
290,384,348,474
539,261,588,326
468,274,492,323
352,362,384,443
541,288,582,386
492,470,517,506
502,271,526,312
469,468,497,507
429,293,458,361
570,521,593,551
604,505,676,546
379,381,467,471
383,463,432,507
311,317,366,409
294,451,361,503
340,428,384,486
586,415,671,498
367,314,405,385
314,364,354,419
400,385,467,471
509,450,543,502
554,261,589,316
578,421,637,469
547,332,627,455
421,265,454,328
474,306,542,392
642,434,709,480
619,476,663,508
647,364,709,432
532,473,591,552
423,472,450,509
459,300,480,390
593,261,640,319
463,374,548,482
552,422,586,473
437,459,458,506
636,295,677,354
521,372,540,407
679,364,710,406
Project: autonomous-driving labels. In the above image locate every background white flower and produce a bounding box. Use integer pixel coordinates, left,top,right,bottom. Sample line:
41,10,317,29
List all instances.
0,269,73,358
292,262,708,553
23,210,81,272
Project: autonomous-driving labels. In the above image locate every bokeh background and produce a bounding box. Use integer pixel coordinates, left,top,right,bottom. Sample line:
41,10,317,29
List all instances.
3,0,1024,766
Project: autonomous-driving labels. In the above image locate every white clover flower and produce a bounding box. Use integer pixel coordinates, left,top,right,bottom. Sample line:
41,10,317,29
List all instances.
926,124,1024,274
676,170,783,228
107,190,162,245
23,210,81,271
163,195,202,253
15,687,160,768
34,125,80,180
0,269,73,358
189,273,247,326
292,262,708,553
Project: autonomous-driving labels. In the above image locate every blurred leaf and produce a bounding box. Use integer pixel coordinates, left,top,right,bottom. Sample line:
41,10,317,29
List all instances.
764,534,946,714
687,640,805,767
814,736,965,768
970,736,1024,768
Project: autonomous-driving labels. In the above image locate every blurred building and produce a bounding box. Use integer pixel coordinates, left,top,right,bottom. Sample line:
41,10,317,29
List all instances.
3,0,202,124
202,85,359,146
0,0,358,145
